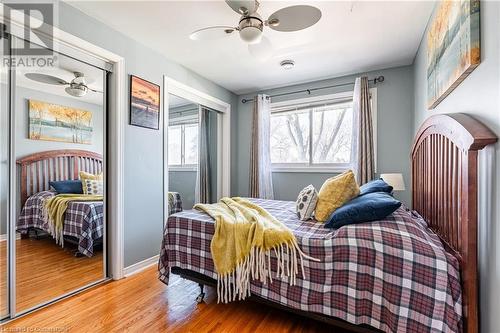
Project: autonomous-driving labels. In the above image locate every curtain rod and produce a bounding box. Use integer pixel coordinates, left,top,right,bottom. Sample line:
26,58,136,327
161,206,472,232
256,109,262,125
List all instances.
241,75,385,104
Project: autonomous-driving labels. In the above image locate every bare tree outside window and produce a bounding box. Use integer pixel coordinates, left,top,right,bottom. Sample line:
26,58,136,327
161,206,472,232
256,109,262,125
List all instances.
270,110,309,163
168,123,198,167
168,125,182,165
270,101,354,167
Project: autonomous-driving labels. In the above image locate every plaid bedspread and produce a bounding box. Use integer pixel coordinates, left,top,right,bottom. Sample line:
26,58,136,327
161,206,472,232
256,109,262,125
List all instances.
17,191,104,257
159,198,462,333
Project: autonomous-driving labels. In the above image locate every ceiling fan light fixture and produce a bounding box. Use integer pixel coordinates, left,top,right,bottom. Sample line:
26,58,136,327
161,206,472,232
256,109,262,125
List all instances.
238,15,263,44
65,83,88,97
239,26,262,44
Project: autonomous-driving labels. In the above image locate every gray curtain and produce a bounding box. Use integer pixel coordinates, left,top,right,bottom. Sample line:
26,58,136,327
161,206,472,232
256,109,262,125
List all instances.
195,106,211,204
249,94,274,199
353,76,375,185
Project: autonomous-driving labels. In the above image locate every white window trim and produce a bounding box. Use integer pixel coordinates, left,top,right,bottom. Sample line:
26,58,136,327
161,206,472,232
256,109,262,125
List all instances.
169,166,197,172
270,89,377,173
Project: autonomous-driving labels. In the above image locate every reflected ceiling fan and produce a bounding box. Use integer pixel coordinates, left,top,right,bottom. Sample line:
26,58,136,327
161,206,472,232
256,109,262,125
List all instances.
24,72,102,97
189,0,322,61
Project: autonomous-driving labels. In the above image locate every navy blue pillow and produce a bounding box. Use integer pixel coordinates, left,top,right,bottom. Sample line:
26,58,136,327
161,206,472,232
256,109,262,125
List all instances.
359,179,393,196
49,180,83,194
325,192,401,229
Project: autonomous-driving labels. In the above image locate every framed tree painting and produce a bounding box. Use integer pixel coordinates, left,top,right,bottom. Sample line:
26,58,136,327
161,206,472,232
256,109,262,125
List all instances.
28,99,93,144
427,0,480,109
129,75,161,129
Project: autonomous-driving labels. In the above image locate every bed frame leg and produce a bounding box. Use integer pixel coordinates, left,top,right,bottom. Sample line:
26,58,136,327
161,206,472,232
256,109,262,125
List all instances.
196,283,205,303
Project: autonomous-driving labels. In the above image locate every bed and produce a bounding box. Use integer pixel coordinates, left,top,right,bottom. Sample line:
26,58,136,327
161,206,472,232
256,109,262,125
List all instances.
16,150,104,257
158,114,497,333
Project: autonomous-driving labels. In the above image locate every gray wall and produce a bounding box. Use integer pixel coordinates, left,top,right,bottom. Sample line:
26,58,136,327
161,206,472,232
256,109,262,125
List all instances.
57,2,236,267
235,66,414,205
169,171,196,210
412,1,500,331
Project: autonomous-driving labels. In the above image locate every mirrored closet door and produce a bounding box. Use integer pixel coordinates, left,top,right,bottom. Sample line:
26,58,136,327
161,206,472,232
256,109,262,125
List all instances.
0,31,10,320
1,33,110,318
167,94,219,214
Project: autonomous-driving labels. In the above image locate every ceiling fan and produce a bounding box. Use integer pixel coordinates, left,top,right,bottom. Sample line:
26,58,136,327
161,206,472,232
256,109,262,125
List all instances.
189,0,322,60
24,71,102,97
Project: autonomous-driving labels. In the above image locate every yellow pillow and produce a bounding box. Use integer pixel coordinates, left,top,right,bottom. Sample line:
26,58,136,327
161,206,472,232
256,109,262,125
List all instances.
315,170,360,222
79,171,103,181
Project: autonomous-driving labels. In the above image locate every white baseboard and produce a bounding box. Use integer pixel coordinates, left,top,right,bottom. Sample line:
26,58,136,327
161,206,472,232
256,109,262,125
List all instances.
123,255,159,277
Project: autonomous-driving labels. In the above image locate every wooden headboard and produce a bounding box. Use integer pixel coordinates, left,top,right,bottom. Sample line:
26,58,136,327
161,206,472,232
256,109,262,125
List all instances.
411,114,497,333
16,149,103,205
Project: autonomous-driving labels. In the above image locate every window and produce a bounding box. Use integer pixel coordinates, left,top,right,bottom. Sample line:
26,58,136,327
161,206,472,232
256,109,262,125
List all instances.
168,122,198,168
270,91,375,172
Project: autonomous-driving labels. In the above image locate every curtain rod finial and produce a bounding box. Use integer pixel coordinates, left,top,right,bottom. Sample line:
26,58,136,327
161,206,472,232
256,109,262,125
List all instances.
374,76,385,84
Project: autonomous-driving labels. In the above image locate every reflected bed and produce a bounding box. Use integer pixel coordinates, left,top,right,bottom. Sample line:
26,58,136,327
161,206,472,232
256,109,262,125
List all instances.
16,149,104,257
17,190,103,257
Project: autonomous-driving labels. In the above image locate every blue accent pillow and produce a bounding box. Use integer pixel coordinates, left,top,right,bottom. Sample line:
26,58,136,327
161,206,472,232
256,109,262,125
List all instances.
49,180,83,194
359,179,393,196
325,192,401,229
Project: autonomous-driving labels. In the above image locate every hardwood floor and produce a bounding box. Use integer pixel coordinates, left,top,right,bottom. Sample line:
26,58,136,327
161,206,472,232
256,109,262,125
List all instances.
2,266,350,332
0,236,103,315
0,240,6,318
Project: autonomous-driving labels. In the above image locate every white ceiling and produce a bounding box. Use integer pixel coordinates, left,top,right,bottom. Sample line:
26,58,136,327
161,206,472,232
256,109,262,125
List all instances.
67,1,434,95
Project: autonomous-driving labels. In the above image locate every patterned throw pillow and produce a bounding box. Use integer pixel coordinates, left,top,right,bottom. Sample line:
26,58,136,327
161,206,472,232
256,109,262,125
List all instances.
79,171,103,182
315,170,360,222
296,185,318,221
83,179,103,195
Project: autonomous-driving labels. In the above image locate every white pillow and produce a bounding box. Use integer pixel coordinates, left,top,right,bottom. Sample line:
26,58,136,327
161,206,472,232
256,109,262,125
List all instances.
83,179,103,195
296,184,318,221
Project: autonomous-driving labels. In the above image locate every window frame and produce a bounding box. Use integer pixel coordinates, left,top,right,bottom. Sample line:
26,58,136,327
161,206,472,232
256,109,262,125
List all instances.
270,89,377,173
168,116,199,171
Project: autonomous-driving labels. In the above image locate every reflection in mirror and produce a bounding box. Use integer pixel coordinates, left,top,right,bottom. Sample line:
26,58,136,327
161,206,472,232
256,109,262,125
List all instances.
13,37,106,313
0,34,9,319
168,94,218,214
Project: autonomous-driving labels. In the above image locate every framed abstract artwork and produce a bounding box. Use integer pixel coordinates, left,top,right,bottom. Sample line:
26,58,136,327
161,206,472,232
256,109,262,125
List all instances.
427,0,480,109
129,75,161,130
28,99,93,144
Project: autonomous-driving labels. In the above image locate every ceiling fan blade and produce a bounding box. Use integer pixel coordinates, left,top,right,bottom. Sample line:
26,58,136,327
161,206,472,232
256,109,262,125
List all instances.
225,0,258,15
189,26,236,41
248,36,273,62
267,5,322,32
87,86,103,94
25,73,68,85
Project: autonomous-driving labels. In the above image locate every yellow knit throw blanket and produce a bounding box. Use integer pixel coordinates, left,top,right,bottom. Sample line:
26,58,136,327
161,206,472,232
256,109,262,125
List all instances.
194,197,317,303
44,194,103,246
